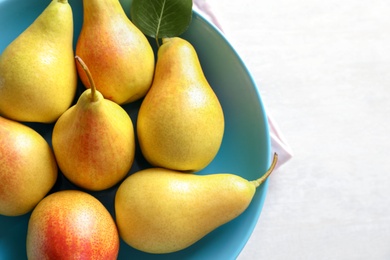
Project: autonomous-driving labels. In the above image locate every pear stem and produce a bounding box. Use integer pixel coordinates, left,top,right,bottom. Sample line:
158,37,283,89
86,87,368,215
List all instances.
75,56,98,102
251,153,278,188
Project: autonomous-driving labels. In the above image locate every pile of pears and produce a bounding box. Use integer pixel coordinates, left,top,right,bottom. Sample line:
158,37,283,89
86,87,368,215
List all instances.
0,0,277,257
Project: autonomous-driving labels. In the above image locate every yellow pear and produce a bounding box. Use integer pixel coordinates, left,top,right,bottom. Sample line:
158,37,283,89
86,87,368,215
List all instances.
0,116,58,216
115,153,277,254
137,37,225,172
52,57,135,191
0,0,77,123
75,0,155,104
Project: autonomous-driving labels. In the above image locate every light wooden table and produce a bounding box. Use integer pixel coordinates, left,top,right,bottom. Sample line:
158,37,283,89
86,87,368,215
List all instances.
206,0,390,259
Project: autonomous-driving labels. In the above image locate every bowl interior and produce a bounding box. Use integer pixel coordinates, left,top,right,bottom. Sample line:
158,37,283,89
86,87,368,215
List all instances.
0,0,271,259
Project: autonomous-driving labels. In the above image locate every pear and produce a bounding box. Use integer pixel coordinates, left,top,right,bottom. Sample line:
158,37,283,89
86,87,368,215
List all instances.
75,0,155,104
115,153,278,254
52,56,135,191
137,37,225,172
0,0,77,123
27,190,119,259
0,116,57,216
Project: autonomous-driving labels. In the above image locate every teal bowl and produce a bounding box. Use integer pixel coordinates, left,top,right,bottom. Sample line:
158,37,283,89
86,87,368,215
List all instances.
0,0,271,259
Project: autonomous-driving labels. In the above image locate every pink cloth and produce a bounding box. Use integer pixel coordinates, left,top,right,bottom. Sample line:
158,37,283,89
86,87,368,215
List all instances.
193,0,293,169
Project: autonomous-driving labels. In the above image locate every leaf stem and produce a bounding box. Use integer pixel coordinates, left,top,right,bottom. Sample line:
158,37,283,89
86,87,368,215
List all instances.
155,36,161,48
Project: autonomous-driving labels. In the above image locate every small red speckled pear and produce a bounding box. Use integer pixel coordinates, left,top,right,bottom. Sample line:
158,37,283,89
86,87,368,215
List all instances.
52,56,135,191
26,190,119,259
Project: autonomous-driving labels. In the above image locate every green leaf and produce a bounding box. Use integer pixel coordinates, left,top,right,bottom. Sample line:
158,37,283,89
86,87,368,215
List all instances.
130,0,193,40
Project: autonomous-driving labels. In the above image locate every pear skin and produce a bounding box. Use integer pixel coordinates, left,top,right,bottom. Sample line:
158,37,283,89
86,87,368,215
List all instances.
0,0,77,123
76,0,155,104
52,57,135,191
115,154,277,254
137,37,225,172
0,116,58,216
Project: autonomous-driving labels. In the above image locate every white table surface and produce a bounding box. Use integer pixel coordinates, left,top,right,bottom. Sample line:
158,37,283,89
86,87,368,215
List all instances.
206,0,390,259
